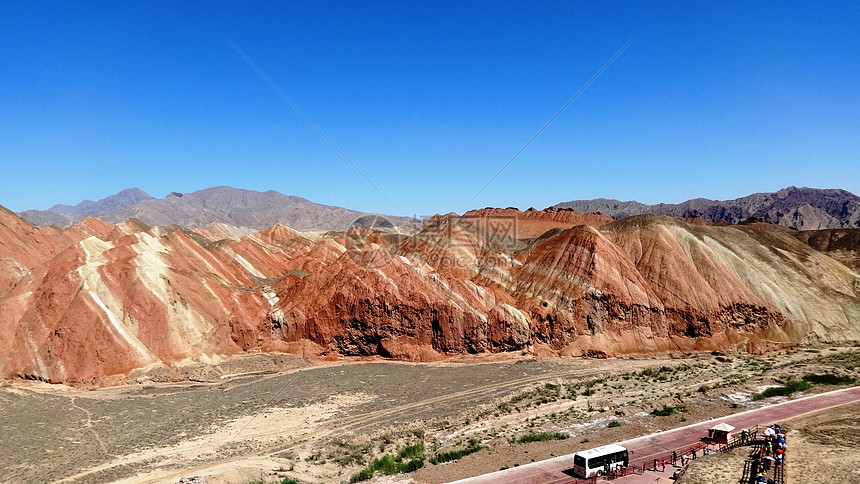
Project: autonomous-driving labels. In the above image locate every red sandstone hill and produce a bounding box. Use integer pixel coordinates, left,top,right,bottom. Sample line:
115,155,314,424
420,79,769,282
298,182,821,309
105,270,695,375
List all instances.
0,206,858,384
461,207,614,239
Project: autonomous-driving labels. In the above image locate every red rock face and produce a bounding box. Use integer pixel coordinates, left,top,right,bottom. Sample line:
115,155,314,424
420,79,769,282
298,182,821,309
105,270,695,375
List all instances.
0,207,858,384
462,207,614,239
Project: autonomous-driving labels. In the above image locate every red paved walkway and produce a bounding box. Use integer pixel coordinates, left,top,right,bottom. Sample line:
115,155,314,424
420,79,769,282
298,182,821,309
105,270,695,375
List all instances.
451,386,860,484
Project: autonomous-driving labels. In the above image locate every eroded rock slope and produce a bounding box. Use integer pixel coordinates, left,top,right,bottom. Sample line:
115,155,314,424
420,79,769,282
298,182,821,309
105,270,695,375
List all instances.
1,206,858,384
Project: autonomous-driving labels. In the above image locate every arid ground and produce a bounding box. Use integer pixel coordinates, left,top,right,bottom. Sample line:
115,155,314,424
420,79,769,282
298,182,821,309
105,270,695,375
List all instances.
1,346,857,484
681,400,860,484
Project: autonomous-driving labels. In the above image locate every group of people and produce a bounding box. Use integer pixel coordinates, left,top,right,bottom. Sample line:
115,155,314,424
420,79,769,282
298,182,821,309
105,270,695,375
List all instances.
667,444,711,480
755,424,787,483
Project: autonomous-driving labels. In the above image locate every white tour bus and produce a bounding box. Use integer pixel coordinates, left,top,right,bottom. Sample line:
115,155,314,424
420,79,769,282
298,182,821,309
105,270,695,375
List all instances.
572,443,629,477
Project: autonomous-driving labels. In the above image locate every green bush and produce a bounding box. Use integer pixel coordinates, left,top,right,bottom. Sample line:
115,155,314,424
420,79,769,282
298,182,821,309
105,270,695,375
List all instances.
651,404,676,417
349,468,375,483
802,374,855,385
399,459,425,473
396,442,425,461
608,420,622,428
430,440,485,464
349,442,426,481
752,380,813,400
516,432,569,443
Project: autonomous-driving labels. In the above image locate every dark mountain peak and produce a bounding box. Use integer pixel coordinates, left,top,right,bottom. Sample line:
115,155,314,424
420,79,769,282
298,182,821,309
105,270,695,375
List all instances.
553,187,860,230
36,187,154,220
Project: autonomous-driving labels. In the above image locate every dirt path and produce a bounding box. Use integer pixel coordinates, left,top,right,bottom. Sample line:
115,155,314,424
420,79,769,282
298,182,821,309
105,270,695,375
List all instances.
69,397,108,453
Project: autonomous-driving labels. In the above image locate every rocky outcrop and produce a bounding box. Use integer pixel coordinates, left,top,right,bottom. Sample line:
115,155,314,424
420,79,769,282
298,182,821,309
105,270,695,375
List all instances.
794,228,860,270
1,206,858,384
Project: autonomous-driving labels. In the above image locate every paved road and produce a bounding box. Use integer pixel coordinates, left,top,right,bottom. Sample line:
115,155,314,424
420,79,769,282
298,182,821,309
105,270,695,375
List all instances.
451,386,860,484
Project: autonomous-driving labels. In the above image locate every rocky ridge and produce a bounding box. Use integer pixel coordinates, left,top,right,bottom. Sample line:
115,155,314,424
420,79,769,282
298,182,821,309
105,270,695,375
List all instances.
1,206,858,385
19,186,421,232
553,186,860,230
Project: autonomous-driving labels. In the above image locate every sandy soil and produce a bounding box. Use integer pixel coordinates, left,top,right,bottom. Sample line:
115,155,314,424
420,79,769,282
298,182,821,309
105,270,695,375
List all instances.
677,393,860,484
0,346,857,484
786,401,860,484
681,448,749,484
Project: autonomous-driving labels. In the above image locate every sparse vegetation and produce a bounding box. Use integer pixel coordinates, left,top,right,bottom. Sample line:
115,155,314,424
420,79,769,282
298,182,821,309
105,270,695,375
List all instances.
348,442,425,482
517,431,569,443
429,438,485,464
752,380,813,400
608,420,622,428
802,374,855,385
651,404,677,416
9,348,858,483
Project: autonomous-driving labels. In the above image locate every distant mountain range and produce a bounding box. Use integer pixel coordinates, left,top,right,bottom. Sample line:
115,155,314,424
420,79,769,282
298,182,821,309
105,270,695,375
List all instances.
19,185,860,233
553,186,860,230
19,187,420,232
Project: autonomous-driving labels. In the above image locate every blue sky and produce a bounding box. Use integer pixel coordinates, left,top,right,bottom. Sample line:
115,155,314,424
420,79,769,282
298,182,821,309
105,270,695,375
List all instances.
2,1,858,216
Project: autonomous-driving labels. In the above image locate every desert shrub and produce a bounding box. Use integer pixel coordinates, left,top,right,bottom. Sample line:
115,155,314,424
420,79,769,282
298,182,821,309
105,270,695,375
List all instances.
802,374,855,385
608,420,622,428
349,442,425,481
651,404,676,417
752,380,813,400
397,442,425,461
399,459,425,473
349,468,375,483
430,439,484,464
517,431,568,443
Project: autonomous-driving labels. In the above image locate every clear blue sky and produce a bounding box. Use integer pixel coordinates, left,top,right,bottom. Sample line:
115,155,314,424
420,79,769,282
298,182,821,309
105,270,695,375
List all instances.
2,1,858,216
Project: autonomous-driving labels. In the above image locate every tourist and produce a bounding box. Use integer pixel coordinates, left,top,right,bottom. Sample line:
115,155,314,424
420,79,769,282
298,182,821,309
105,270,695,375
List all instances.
672,450,677,464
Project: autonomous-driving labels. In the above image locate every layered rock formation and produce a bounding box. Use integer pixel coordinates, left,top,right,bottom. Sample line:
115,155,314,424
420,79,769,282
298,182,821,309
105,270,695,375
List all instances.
461,207,613,239
1,206,858,384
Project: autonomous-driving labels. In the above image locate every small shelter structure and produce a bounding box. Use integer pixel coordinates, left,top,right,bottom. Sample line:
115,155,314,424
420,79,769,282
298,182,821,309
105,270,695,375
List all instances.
708,422,736,444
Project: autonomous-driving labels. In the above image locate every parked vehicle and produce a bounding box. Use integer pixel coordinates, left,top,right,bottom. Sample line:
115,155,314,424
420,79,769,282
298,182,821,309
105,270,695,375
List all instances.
572,443,629,477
